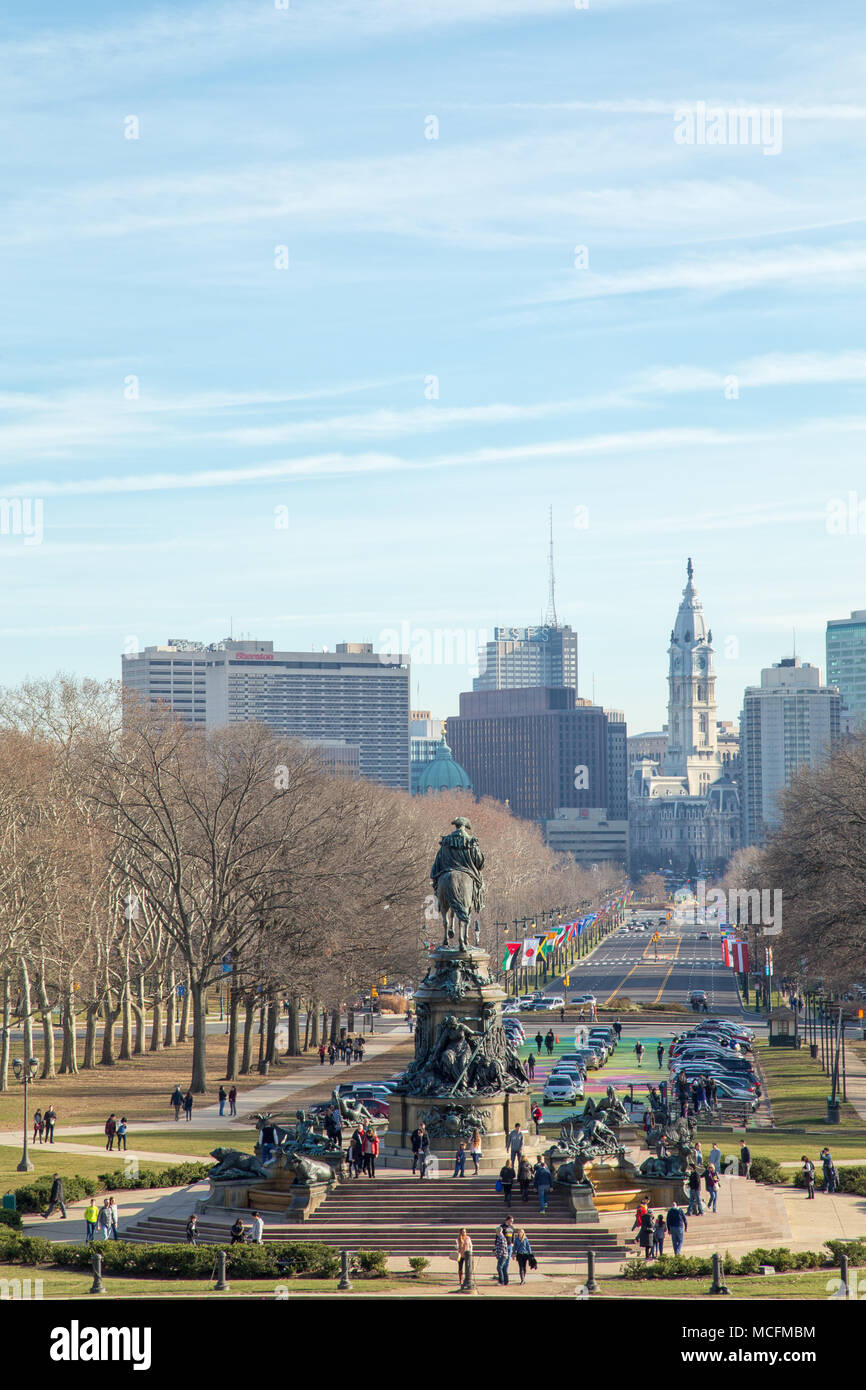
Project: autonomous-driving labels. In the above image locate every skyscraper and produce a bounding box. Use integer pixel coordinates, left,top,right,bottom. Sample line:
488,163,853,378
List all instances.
629,560,740,875
740,657,840,845
122,637,411,790
473,625,578,693
826,610,866,731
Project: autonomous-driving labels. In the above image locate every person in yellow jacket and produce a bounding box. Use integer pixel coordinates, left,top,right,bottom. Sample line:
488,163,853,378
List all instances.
84,1200,100,1243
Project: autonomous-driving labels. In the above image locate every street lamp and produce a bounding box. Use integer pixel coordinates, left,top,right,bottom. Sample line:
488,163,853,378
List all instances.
11,1056,39,1172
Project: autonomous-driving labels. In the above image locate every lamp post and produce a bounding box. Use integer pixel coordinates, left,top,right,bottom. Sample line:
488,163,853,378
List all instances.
12,1056,39,1172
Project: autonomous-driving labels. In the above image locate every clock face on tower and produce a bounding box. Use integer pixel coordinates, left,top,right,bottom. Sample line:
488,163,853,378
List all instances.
696,653,707,671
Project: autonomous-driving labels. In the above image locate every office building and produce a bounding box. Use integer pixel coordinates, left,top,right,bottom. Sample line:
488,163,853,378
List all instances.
826,610,866,731
473,625,578,693
410,709,444,793
543,807,628,868
122,637,410,790
740,656,840,845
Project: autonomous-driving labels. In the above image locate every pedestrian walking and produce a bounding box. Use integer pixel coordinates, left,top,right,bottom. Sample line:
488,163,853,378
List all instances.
656,1042,664,1068
613,1019,622,1040
694,1140,703,1169
116,1117,128,1151
344,1040,352,1067
104,1113,117,1151
456,1228,473,1286
740,1141,751,1180
506,1122,524,1165
318,1043,326,1065
687,1166,703,1215
534,1031,543,1055
366,1128,379,1178
43,1105,57,1143
218,1086,227,1116
802,1155,816,1199
494,1226,510,1285
183,1090,193,1121
652,1214,666,1257
97,1198,113,1241
411,1122,429,1177
251,1211,264,1244
544,1029,555,1057
328,1044,336,1066
708,1142,722,1173
513,1228,534,1284
84,1199,100,1243
170,1085,183,1121
526,1052,536,1081
704,1164,719,1213
349,1127,363,1178
638,1207,654,1260
42,1173,67,1220
107,1195,119,1240
469,1128,483,1176
499,1158,515,1206
631,1200,648,1233
33,1109,44,1145
534,1156,552,1214
186,1214,199,1245
666,1202,687,1255
453,1141,467,1178
821,1147,837,1194
228,1086,237,1117
530,1102,543,1136
635,1040,644,1067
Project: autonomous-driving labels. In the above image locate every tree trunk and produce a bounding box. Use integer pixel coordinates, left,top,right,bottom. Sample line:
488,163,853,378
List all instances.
0,971,9,1091
257,999,266,1070
309,1002,319,1049
329,1007,339,1045
163,969,176,1048
178,981,191,1042
149,992,163,1052
240,995,255,1074
286,997,301,1057
100,995,118,1066
19,959,34,1067
131,976,145,1055
265,996,278,1065
119,982,133,1062
59,985,78,1075
225,985,240,1080
347,1007,355,1033
189,978,207,1093
82,1003,100,1070
36,976,56,1080
302,1005,311,1052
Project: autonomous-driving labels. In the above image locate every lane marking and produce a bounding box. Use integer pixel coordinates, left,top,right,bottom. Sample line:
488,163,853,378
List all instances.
652,933,683,1004
601,938,658,1006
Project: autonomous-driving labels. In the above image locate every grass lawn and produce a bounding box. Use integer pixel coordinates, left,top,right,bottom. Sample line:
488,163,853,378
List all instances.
602,1270,843,1298
66,1128,256,1158
0,1033,414,1132
756,1040,861,1129
0,1263,433,1298
724,1130,866,1164
0,1146,116,1192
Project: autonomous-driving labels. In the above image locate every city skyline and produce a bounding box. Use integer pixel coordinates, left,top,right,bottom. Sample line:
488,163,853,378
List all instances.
4,1,866,735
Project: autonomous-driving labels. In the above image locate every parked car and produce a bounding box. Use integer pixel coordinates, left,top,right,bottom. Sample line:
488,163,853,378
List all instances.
543,1074,583,1105
537,995,565,1010
570,993,597,1006
550,1067,585,1096
502,1003,521,1015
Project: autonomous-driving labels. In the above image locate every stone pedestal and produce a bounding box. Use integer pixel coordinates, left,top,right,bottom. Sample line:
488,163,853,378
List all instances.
561,1183,601,1224
383,944,531,1162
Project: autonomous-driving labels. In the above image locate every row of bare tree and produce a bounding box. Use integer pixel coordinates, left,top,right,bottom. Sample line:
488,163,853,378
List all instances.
0,678,620,1093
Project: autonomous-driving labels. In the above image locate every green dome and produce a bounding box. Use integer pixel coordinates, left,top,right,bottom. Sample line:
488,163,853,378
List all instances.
417,738,472,794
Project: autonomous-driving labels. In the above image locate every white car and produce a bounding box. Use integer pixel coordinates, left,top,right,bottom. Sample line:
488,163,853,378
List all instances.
502,1002,521,1015
550,1066,585,1095
538,995,565,1010
570,993,597,1007
543,1075,583,1105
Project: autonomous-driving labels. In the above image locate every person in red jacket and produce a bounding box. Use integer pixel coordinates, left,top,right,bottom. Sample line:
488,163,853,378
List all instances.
362,1125,380,1179
530,1103,543,1135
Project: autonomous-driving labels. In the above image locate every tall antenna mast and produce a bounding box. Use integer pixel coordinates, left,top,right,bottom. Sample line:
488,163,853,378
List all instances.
545,506,558,628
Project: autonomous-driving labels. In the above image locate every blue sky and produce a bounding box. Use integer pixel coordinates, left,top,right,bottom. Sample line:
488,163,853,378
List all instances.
4,0,866,732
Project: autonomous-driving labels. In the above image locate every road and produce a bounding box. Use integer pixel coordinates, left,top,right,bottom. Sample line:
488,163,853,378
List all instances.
546,907,742,1014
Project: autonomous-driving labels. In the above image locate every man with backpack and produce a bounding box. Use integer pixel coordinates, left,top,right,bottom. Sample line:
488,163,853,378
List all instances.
42,1173,67,1220
665,1202,688,1255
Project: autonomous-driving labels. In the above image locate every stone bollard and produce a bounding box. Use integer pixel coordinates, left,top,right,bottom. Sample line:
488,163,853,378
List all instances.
89,1251,105,1295
214,1250,229,1292
840,1252,850,1300
585,1249,600,1294
338,1248,353,1291
460,1248,477,1295
709,1251,730,1295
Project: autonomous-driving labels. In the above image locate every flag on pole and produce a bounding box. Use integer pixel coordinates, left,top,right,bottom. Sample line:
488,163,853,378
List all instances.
732,941,749,973
721,937,731,967
501,942,521,972
521,937,540,966
538,932,559,959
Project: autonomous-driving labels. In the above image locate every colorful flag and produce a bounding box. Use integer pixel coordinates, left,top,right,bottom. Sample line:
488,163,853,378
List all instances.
501,942,521,972
721,938,731,968
521,937,540,965
538,931,559,959
732,940,749,973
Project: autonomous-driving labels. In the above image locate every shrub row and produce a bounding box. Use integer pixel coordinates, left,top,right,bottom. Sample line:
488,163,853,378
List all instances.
792,1165,866,1197
14,1163,212,1214
0,1209,23,1231
0,1231,346,1279
622,1246,838,1279
748,1157,787,1185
